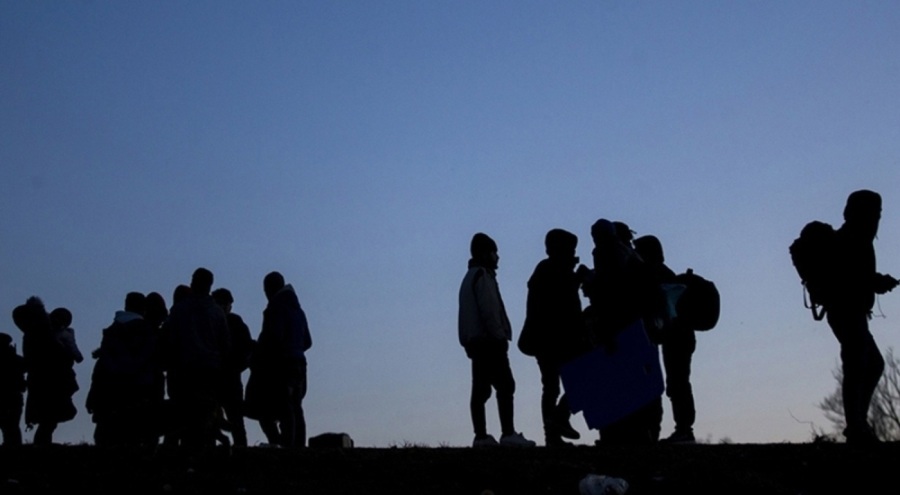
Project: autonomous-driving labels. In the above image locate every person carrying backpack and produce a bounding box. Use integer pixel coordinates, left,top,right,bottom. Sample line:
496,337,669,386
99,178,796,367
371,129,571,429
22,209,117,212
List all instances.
824,190,898,444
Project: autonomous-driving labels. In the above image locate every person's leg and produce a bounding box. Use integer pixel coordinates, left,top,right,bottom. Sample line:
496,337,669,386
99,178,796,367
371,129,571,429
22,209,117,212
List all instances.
33,421,57,445
467,345,493,439
221,377,248,447
259,419,282,445
662,330,696,439
537,358,561,442
489,349,516,437
1,402,23,446
283,361,308,448
828,309,881,441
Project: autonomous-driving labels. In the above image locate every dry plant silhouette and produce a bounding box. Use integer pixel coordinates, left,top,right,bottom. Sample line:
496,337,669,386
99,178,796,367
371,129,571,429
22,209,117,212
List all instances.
820,347,900,441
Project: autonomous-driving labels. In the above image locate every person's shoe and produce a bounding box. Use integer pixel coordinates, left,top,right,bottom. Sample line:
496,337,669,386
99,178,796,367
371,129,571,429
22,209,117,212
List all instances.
472,434,499,448
500,432,536,447
661,430,695,444
557,420,581,440
844,426,880,446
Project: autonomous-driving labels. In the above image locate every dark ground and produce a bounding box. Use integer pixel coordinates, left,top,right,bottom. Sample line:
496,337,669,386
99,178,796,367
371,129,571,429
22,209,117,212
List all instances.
1,442,897,495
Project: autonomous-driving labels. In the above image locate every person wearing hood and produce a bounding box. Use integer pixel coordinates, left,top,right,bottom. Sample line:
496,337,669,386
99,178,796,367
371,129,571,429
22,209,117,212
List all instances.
459,233,535,448
12,296,78,445
825,190,898,444
245,271,312,448
86,292,163,446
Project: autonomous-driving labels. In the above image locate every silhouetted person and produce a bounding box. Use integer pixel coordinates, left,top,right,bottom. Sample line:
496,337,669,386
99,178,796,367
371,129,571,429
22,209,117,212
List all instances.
581,220,661,444
245,271,312,447
581,219,651,335
49,308,84,367
12,297,79,445
212,288,253,447
145,292,169,330
459,233,535,448
634,234,696,443
163,268,231,447
0,333,26,446
86,292,164,446
519,229,585,446
825,190,898,444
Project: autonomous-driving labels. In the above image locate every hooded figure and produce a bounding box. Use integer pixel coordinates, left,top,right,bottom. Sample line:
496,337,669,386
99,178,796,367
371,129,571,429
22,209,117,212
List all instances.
245,271,312,448
825,190,898,444
12,297,78,445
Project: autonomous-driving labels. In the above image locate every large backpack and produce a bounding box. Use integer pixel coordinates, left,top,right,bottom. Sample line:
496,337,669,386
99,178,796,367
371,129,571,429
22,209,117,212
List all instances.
789,221,837,321
673,269,720,331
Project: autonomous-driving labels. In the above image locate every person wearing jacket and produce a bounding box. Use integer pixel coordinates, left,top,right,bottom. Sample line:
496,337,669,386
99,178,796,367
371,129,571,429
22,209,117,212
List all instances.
459,233,535,448
0,333,26,446
825,190,898,444
12,297,79,445
245,271,312,448
518,229,585,446
87,292,163,446
212,287,253,448
163,268,231,447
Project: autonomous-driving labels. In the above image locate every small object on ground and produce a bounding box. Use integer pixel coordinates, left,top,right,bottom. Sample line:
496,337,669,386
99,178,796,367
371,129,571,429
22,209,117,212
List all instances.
308,432,354,448
579,474,629,495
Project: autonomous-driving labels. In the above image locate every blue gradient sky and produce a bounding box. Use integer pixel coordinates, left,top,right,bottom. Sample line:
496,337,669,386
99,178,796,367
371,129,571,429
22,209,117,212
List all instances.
2,1,899,446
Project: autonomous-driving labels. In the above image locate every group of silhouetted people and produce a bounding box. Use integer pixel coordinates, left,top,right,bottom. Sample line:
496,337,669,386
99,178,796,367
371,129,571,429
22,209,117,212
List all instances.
1,268,312,448
2,191,896,449
459,219,708,447
460,189,897,448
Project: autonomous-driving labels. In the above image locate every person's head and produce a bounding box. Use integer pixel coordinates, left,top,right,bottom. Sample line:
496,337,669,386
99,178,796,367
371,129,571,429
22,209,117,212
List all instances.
470,232,499,270
124,292,146,315
545,229,578,260
172,284,192,306
613,221,635,246
844,189,882,239
590,219,616,246
212,288,234,313
145,292,168,326
264,271,286,300
49,307,72,330
633,235,665,265
190,268,214,295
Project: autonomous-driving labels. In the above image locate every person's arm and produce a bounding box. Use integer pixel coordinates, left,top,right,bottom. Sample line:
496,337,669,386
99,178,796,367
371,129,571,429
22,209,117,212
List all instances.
474,273,509,341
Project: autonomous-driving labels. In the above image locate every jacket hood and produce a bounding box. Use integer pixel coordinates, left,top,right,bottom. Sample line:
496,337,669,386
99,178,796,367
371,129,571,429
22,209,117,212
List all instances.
114,310,144,325
272,284,301,309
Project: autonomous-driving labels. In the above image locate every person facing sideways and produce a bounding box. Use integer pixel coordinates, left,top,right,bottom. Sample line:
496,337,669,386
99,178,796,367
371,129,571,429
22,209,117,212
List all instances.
244,271,312,448
11,297,79,445
518,228,586,446
86,292,164,447
580,220,662,444
211,287,253,448
162,268,231,448
458,232,536,448
0,332,27,446
824,190,898,444
49,308,84,367
634,234,697,444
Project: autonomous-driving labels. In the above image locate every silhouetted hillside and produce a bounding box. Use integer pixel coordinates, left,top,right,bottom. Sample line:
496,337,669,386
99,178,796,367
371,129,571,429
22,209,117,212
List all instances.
1,442,897,494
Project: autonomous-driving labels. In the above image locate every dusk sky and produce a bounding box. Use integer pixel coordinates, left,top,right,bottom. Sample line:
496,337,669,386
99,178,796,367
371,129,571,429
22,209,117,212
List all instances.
2,1,899,446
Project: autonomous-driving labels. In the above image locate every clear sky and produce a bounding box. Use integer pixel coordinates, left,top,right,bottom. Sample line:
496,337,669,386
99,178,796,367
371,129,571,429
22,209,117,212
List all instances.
2,1,899,446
